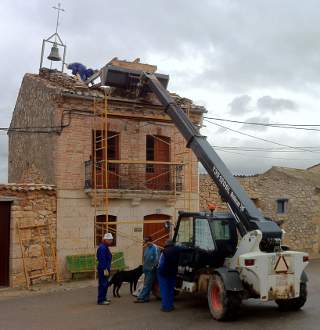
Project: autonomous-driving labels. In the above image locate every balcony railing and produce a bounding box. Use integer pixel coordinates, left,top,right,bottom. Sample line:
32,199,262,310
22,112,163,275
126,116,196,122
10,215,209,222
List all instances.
84,160,183,193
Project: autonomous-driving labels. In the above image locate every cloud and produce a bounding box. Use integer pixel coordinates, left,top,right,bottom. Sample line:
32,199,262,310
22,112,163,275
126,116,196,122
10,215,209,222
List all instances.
241,116,271,131
257,96,297,113
0,0,320,179
228,95,252,115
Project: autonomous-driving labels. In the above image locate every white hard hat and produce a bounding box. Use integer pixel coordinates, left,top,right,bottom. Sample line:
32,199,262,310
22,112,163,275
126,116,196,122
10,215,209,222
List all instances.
103,233,113,240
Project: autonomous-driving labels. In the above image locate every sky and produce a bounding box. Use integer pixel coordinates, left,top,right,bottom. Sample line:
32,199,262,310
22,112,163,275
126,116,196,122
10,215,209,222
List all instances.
1,0,320,181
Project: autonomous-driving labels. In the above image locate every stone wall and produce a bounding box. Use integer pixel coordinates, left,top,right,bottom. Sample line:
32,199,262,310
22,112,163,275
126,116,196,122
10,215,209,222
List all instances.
308,164,320,174
8,74,58,184
199,169,320,256
0,184,56,288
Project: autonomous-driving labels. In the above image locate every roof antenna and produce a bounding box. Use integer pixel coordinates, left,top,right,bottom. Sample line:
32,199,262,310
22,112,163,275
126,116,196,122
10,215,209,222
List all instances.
40,2,67,72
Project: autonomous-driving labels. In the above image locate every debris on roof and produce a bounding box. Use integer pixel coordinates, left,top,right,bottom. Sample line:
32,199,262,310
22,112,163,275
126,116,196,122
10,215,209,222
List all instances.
29,68,104,98
108,57,157,74
29,58,207,114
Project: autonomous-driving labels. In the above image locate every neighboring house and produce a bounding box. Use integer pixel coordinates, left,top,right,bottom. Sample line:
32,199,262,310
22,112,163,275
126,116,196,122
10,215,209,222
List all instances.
308,163,320,174
0,180,56,287
8,59,205,278
200,166,320,257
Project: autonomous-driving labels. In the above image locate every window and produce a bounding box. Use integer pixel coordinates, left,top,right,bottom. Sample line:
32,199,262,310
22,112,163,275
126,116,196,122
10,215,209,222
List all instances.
195,218,215,251
146,135,155,173
146,135,155,161
176,217,193,245
277,199,288,214
95,215,117,246
210,220,231,240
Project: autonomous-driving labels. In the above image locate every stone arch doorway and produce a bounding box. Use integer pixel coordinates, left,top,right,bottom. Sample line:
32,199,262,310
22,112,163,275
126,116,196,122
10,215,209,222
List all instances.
143,214,170,248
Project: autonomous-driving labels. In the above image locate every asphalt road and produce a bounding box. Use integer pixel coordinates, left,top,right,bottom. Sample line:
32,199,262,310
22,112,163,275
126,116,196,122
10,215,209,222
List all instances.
0,260,319,330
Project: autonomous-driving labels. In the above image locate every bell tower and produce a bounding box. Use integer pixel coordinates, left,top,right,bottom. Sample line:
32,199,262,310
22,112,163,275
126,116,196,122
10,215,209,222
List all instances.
39,3,67,72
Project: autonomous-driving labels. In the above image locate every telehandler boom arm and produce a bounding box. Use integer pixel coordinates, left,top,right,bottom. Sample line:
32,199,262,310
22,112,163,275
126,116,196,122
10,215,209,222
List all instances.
102,65,282,245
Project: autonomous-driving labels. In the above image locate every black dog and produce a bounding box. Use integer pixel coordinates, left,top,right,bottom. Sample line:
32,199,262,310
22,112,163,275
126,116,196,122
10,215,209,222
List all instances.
109,265,143,297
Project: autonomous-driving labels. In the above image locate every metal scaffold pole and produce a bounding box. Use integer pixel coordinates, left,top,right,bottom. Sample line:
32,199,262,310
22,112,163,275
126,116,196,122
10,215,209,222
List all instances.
92,89,110,279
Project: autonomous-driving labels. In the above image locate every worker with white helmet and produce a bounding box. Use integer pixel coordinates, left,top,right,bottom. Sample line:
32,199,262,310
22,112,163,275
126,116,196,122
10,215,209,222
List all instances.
97,233,113,305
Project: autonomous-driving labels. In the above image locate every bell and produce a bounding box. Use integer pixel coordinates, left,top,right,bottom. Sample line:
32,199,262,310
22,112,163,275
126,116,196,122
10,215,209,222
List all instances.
47,43,61,61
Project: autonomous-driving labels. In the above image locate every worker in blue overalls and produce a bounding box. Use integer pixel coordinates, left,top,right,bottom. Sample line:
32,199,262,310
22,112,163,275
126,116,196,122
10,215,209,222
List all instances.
157,240,181,312
97,233,113,305
134,236,159,303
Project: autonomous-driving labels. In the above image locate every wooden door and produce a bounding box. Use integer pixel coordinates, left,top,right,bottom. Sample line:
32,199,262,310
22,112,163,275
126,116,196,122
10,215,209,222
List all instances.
146,136,170,190
93,131,119,189
0,202,11,286
107,132,119,189
143,214,170,248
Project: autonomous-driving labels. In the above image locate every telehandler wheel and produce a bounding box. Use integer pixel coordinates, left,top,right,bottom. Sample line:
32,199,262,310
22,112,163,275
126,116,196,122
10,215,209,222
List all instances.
207,274,242,321
276,282,307,311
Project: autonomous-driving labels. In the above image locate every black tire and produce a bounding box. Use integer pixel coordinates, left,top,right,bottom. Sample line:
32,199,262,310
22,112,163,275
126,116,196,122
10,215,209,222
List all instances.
207,274,242,321
276,282,307,311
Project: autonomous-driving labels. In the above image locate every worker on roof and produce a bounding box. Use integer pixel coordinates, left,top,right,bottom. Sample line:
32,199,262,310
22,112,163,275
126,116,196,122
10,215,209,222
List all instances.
66,62,95,81
134,236,159,303
96,233,113,305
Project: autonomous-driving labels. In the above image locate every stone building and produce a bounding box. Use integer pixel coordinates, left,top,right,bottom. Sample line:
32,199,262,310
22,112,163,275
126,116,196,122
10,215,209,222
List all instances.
308,163,320,174
199,166,320,257
0,182,56,287
8,59,205,278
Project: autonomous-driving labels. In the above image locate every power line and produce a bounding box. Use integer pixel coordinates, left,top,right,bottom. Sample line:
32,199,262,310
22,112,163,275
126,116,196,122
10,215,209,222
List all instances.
204,116,320,131
215,147,319,161
213,146,320,153
204,119,320,154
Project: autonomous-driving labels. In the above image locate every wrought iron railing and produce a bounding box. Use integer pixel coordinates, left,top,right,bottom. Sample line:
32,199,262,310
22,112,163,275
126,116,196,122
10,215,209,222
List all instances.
84,160,183,192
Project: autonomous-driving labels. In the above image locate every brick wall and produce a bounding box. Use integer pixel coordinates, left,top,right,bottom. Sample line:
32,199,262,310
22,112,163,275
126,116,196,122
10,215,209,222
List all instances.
51,93,202,194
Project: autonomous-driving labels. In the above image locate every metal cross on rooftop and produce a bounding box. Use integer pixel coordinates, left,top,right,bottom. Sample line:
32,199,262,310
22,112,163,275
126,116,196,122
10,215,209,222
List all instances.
53,3,65,35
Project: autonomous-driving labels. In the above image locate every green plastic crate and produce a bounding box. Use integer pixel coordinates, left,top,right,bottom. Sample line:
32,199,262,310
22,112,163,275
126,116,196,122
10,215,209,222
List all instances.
66,251,127,276
66,254,96,273
111,251,127,270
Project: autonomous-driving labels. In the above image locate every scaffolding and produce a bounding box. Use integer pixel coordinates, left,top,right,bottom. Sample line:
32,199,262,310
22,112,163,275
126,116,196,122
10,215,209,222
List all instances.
92,90,111,269
90,93,196,262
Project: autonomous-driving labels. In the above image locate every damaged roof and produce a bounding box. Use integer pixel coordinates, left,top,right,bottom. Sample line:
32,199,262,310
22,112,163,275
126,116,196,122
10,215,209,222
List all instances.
27,59,206,113
31,68,104,98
